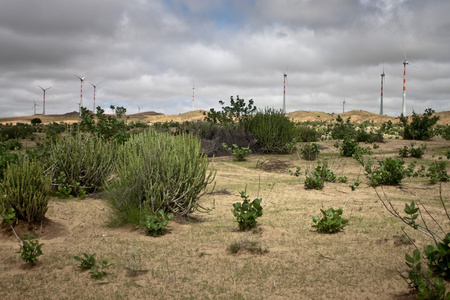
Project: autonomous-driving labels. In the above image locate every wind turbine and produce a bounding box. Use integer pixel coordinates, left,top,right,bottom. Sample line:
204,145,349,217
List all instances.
32,99,40,115
38,85,51,115
343,99,346,113
138,105,141,113
192,82,196,110
75,73,88,115
283,72,287,114
380,67,385,115
401,43,416,116
89,81,101,113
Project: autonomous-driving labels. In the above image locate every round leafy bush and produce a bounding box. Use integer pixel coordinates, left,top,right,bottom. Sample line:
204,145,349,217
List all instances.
245,108,297,154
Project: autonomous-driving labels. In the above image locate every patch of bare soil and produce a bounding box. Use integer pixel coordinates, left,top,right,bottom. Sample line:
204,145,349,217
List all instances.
0,138,449,299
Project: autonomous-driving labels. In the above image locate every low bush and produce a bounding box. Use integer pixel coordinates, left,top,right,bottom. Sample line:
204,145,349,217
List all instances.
0,157,50,223
48,132,116,196
231,191,263,231
304,160,336,190
244,108,297,154
296,125,319,142
19,240,43,264
312,207,348,233
427,159,449,184
360,157,413,186
331,115,355,140
141,209,174,236
107,130,215,225
400,108,439,140
222,143,252,161
300,143,319,161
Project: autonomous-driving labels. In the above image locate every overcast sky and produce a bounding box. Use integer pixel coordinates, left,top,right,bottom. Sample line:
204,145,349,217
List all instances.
0,0,449,118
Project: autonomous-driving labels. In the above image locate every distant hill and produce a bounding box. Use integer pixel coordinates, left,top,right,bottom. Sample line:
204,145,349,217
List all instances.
1,109,449,125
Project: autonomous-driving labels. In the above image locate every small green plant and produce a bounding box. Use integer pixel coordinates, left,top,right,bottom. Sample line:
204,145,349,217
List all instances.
222,143,252,161
398,146,409,158
300,143,320,161
360,157,413,186
141,209,174,237
0,205,16,226
18,240,43,264
404,249,449,299
89,258,111,280
74,253,97,271
409,143,427,158
340,137,359,157
232,191,263,231
427,159,449,184
312,207,348,233
424,233,450,279
304,160,336,190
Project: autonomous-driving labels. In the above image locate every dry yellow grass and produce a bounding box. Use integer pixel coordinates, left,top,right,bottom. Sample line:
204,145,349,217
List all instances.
1,137,449,299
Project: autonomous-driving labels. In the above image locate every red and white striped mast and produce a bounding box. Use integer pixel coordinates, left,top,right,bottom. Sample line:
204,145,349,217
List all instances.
75,73,87,115
89,81,101,113
380,68,385,115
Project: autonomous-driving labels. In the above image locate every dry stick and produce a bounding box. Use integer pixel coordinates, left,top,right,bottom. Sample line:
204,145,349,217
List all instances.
439,182,450,221
316,251,336,260
417,203,439,245
375,187,433,238
418,199,445,237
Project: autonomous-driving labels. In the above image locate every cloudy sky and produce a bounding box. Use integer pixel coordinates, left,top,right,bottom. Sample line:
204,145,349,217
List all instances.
0,0,449,118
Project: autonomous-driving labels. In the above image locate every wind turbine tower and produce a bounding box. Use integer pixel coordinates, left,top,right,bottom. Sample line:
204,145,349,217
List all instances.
75,73,87,115
38,85,51,115
32,99,40,115
380,68,385,115
343,99,346,113
401,44,410,116
283,73,287,114
89,81,101,113
192,83,195,110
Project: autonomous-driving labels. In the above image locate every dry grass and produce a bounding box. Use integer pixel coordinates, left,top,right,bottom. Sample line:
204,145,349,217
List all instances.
0,137,449,299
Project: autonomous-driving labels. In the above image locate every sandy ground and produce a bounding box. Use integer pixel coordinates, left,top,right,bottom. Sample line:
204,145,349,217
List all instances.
1,136,449,299
1,109,450,125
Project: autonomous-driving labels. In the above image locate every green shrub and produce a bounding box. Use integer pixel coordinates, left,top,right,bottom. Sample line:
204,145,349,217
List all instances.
331,115,355,140
204,95,256,128
441,125,450,141
300,143,319,161
231,191,263,231
31,118,42,125
107,130,215,224
424,233,450,278
222,143,252,161
405,249,449,299
400,108,439,140
427,159,449,184
18,240,43,264
312,207,348,233
398,146,409,158
339,138,359,157
0,148,19,180
0,157,50,223
245,108,297,154
409,143,426,158
74,253,97,271
361,157,412,186
304,160,336,190
141,209,174,236
48,132,116,196
296,125,319,142
4,139,22,151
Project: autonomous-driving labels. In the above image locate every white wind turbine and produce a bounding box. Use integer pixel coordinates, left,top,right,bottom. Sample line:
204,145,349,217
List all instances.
89,81,101,113
401,43,416,116
38,85,51,115
75,73,88,115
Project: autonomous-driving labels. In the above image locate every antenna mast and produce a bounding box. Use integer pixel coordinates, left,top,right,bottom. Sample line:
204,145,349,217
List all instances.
380,68,385,115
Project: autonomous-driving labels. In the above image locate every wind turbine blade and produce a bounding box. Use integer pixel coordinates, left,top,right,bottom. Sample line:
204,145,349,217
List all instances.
402,42,408,60
38,85,44,90
74,74,82,80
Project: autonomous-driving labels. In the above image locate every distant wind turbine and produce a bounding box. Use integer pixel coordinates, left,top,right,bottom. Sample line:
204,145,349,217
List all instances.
343,99,346,114
32,99,40,115
38,85,51,115
380,68,385,115
401,43,416,116
192,82,196,110
75,73,88,115
283,72,287,114
138,105,141,113
89,81,101,113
